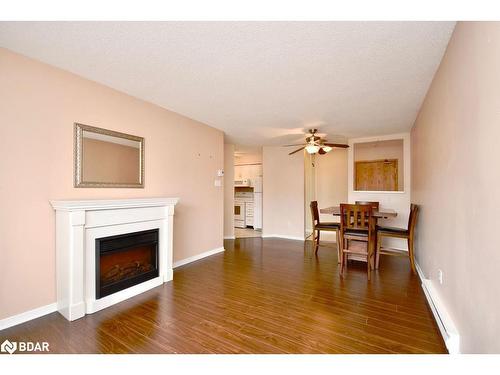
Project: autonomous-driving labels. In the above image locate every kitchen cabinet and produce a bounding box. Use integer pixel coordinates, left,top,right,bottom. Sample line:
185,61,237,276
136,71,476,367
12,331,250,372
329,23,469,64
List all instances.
234,164,262,180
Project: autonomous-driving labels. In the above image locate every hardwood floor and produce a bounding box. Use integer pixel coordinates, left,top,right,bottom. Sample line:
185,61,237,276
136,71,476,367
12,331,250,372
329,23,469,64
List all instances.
234,227,262,238
0,238,447,353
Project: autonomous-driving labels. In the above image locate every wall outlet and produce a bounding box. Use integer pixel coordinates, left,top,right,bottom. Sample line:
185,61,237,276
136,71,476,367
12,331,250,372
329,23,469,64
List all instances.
438,269,443,285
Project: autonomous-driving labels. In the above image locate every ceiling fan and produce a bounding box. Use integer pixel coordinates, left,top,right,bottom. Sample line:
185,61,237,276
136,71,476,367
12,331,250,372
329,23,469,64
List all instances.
283,129,349,155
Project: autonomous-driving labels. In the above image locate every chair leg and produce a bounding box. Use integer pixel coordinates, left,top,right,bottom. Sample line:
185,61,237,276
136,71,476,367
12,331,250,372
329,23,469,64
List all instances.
339,240,345,276
339,233,347,276
367,256,371,280
339,250,344,276
344,251,348,275
343,246,349,275
408,237,416,273
367,237,372,280
376,233,382,269
314,230,320,254
336,230,341,264
342,238,349,268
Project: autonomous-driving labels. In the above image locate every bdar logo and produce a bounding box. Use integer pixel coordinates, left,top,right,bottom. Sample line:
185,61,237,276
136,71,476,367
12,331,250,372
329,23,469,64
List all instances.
1,339,17,354
0,339,49,354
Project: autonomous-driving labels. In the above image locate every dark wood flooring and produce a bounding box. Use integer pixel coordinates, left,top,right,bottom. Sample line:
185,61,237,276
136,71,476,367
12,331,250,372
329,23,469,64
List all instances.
0,238,447,353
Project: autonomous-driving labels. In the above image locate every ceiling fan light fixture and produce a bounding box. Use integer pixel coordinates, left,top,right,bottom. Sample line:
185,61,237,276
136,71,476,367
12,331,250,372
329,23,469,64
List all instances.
305,144,320,154
322,146,333,153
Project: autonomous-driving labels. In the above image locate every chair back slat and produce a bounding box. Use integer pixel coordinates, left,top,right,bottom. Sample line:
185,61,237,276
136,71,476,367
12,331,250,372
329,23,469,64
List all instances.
340,204,373,230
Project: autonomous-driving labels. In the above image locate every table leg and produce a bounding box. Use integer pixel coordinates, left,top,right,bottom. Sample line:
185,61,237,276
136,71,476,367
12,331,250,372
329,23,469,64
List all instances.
371,218,378,270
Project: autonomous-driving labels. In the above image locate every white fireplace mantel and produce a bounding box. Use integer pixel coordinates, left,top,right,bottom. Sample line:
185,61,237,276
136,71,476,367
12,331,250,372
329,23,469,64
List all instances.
50,197,179,321
51,197,179,211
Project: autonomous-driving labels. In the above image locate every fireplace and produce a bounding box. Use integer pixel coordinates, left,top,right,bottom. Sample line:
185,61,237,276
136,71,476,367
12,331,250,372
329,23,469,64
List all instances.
96,229,159,299
51,198,178,321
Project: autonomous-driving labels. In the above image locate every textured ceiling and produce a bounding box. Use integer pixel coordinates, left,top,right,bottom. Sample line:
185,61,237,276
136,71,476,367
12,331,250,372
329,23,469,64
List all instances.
0,21,455,145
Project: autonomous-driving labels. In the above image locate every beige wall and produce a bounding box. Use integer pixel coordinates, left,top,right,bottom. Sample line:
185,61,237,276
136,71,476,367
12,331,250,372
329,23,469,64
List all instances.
354,139,404,191
224,143,235,238
0,48,224,320
304,150,348,240
411,22,500,353
234,151,262,165
262,147,304,239
316,149,348,240
82,138,140,183
267,148,347,241
349,133,411,250
304,153,316,236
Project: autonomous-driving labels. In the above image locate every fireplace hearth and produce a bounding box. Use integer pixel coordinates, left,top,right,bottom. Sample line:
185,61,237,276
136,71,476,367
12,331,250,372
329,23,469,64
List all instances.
96,229,159,299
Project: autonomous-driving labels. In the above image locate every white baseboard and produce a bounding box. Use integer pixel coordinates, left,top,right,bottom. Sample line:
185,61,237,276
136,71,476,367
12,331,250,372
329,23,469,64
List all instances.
223,236,235,240
0,303,57,331
261,234,305,241
173,246,225,268
415,262,460,354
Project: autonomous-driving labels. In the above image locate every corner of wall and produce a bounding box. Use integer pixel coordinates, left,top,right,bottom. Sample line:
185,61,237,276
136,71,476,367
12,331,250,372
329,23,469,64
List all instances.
223,143,235,238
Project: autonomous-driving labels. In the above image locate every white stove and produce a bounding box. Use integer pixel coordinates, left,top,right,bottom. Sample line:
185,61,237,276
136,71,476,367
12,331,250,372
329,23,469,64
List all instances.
234,192,254,228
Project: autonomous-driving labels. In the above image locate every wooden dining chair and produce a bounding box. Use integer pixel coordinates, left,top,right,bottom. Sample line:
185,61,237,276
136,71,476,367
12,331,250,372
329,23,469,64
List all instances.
310,201,341,259
376,204,419,273
354,201,379,226
339,204,375,280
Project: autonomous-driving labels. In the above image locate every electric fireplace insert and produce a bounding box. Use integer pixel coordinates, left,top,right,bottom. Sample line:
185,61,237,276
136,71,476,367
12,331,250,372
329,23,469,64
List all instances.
95,229,159,299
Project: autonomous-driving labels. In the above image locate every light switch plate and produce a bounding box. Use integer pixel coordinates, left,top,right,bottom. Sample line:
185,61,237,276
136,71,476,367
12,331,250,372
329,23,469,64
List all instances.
214,179,222,187
438,269,443,285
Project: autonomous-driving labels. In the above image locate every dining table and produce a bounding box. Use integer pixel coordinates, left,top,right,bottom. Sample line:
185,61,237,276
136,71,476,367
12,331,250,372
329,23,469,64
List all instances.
319,206,398,267
319,206,397,219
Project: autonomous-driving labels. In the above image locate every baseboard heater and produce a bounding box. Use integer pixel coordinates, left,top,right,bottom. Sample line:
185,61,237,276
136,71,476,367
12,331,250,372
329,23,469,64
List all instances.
417,265,460,354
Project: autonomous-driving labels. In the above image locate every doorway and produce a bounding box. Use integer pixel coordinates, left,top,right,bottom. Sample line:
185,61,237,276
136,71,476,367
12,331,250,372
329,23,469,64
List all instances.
234,146,263,239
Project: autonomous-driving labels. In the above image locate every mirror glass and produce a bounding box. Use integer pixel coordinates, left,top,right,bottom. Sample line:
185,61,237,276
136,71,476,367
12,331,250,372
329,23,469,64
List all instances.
75,123,144,188
353,139,404,192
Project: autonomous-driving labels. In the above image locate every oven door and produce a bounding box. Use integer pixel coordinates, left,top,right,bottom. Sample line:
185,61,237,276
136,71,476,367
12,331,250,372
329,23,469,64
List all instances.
234,202,246,228
234,202,245,221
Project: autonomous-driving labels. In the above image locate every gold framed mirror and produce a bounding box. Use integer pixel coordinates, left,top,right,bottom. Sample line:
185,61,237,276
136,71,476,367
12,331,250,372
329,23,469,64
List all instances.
74,123,144,188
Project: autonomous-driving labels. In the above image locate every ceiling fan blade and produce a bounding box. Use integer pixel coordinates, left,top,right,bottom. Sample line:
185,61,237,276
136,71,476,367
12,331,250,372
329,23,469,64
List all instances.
282,143,306,147
288,147,305,155
323,143,349,148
